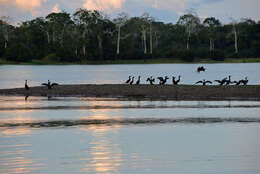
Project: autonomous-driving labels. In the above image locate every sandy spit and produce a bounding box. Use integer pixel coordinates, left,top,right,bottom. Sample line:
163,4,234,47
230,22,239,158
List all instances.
0,84,260,101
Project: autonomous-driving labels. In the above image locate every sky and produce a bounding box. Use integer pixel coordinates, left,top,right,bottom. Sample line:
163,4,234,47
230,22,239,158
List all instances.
0,0,259,25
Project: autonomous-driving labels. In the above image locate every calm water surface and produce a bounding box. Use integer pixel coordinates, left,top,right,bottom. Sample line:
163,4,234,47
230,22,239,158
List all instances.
0,64,260,174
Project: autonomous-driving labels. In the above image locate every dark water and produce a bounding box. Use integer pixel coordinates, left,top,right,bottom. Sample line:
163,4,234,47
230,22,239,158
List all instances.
0,63,260,89
0,64,260,174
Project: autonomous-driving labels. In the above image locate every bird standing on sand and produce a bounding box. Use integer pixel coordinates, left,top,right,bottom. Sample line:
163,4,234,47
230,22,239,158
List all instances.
125,76,131,84
136,76,141,85
195,79,212,86
224,75,232,85
158,76,169,85
240,77,248,85
42,80,59,89
172,76,181,85
146,76,155,85
214,77,227,86
25,80,29,90
129,77,134,85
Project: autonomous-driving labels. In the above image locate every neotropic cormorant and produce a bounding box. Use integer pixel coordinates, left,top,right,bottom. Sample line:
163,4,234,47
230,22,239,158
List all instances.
214,77,227,86
195,79,212,86
224,76,232,85
125,76,131,84
197,66,206,73
129,77,134,85
146,76,155,85
136,76,141,85
172,76,181,85
240,77,248,85
42,80,59,89
157,76,169,85
25,80,29,90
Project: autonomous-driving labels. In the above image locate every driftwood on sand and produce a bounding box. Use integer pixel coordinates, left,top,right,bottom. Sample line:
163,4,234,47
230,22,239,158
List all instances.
0,84,260,101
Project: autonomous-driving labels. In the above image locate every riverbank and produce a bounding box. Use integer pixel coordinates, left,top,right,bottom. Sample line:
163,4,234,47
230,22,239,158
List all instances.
1,84,260,101
1,58,260,65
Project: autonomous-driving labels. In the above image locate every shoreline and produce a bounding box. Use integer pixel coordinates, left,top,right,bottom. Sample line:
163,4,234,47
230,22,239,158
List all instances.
1,58,260,65
1,84,260,101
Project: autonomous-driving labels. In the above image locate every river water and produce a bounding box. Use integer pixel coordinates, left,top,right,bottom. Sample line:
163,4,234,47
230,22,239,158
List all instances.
0,64,260,174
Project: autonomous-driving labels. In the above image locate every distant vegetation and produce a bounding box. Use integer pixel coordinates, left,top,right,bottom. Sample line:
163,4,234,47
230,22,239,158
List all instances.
0,9,259,63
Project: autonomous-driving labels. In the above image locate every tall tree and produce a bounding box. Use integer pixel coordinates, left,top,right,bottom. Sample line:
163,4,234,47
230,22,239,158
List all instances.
230,18,239,53
46,11,73,47
114,12,128,55
177,10,200,50
0,16,12,49
203,17,221,51
73,9,92,57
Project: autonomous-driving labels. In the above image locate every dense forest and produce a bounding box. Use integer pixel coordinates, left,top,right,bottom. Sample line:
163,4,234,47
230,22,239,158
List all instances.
0,9,260,63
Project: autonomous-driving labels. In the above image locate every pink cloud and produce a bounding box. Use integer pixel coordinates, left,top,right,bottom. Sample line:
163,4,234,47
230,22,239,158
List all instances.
83,0,125,11
52,3,60,13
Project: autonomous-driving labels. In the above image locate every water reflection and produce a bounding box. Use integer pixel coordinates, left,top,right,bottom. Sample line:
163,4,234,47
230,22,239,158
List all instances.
0,135,44,174
80,100,123,173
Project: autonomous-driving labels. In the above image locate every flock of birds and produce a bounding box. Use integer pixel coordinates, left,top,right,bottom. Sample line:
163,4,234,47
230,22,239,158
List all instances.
24,66,249,91
25,80,58,90
124,66,249,86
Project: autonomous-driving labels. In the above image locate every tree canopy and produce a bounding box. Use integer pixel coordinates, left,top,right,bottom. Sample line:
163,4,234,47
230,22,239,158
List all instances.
0,10,259,63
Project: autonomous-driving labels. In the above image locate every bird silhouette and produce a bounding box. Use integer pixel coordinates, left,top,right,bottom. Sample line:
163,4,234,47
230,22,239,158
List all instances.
146,76,155,85
136,76,141,85
240,77,248,85
214,77,227,86
197,66,206,73
231,80,242,85
157,76,169,85
125,76,131,84
42,80,59,89
25,80,29,90
195,79,212,86
224,76,232,85
129,77,134,85
172,76,181,85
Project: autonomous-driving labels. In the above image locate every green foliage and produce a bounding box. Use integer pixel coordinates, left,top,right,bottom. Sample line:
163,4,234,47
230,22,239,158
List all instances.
0,11,259,63
5,43,32,62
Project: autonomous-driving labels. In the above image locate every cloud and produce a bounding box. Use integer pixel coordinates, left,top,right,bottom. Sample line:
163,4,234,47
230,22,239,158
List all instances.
52,3,60,13
0,0,45,10
83,0,125,12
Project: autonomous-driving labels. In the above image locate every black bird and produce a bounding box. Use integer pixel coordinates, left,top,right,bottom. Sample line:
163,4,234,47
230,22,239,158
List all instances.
224,75,232,85
172,76,181,85
240,77,248,85
231,80,242,85
214,77,227,86
197,66,206,73
195,79,212,86
146,76,155,85
157,76,169,85
136,76,141,85
42,80,59,89
25,80,29,90
129,77,134,85
125,76,131,84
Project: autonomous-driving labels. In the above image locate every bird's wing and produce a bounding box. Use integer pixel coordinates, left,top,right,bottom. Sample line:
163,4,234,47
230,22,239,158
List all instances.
206,81,212,84
195,81,202,84
41,83,48,86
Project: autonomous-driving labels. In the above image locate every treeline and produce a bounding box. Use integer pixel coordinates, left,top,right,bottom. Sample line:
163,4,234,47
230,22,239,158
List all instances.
0,9,260,62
